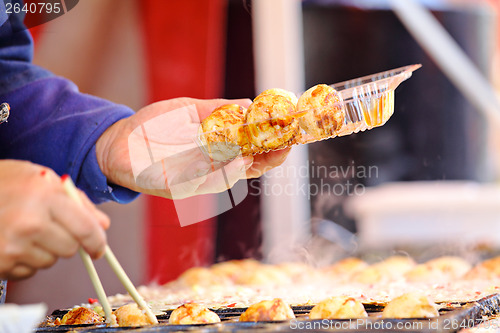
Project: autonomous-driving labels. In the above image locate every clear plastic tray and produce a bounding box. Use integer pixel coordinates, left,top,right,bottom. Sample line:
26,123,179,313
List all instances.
198,64,421,161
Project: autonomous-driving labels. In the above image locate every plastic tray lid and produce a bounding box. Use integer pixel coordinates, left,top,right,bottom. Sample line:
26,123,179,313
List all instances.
333,64,421,133
333,64,422,97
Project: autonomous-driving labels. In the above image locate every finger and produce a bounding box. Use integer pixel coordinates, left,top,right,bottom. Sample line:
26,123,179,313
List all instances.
50,194,107,259
17,244,57,269
32,221,80,258
8,264,37,280
37,166,59,182
245,148,291,178
167,160,211,199
78,191,110,230
135,159,169,191
208,98,253,109
197,156,253,195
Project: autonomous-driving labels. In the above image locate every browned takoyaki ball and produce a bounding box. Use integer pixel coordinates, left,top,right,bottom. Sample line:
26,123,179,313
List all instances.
246,94,299,150
234,264,292,286
239,298,295,322
59,307,104,325
210,259,261,281
275,262,321,282
351,256,415,284
255,88,299,105
382,292,439,319
199,104,251,161
297,84,344,138
405,256,471,283
178,266,232,287
464,256,500,280
309,296,368,319
169,303,221,325
323,257,368,278
114,303,155,327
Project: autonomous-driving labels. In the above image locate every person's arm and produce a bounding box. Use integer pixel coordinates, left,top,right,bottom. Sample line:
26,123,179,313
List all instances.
0,1,291,202
95,97,291,199
0,2,139,204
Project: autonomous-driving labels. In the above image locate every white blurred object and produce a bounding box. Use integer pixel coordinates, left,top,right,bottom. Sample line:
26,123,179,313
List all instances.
0,303,47,333
345,181,500,249
252,0,311,263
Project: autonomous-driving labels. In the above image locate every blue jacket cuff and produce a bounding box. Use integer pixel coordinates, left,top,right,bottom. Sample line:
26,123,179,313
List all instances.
80,145,140,204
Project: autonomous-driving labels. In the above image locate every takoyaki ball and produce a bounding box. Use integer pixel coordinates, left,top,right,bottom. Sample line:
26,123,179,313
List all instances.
382,292,439,319
199,104,251,161
255,88,299,106
309,296,368,319
426,256,471,275
246,94,299,151
178,267,232,287
235,265,292,286
351,256,415,284
210,259,261,281
239,298,295,322
464,256,500,280
376,256,416,276
323,258,368,278
169,303,221,325
405,265,439,283
297,84,344,139
405,256,471,283
350,266,385,284
59,307,104,325
114,303,155,327
276,262,319,282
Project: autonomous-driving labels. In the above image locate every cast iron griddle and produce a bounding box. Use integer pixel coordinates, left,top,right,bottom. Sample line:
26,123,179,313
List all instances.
36,294,500,332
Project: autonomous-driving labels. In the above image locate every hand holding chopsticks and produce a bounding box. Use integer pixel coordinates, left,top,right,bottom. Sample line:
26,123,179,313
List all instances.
61,175,158,325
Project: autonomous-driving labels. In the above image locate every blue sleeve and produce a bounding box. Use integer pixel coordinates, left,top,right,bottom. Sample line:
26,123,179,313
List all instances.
0,2,140,204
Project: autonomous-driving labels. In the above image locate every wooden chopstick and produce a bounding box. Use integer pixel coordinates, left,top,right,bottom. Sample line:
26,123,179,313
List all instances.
103,246,158,324
61,176,116,325
77,248,116,325
61,175,158,325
